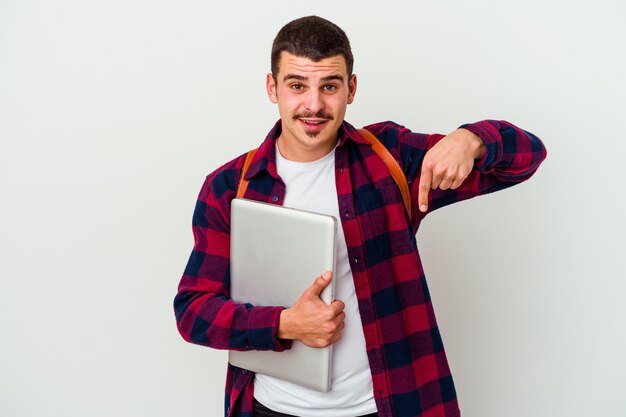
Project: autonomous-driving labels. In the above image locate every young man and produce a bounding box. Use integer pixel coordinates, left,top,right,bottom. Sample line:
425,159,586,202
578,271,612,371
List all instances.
174,16,546,417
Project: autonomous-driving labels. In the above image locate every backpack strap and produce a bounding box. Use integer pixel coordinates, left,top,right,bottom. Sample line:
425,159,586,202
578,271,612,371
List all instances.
236,129,411,218
357,128,411,218
236,148,258,199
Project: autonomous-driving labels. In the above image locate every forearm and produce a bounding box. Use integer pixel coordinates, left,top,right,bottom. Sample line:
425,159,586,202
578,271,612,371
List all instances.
174,284,289,351
395,119,546,218
174,174,292,352
460,119,547,181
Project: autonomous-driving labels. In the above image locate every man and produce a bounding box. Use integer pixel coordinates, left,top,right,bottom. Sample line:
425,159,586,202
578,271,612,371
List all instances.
174,16,546,417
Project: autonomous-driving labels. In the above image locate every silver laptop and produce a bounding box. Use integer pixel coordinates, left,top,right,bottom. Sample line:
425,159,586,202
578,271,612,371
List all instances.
228,198,337,392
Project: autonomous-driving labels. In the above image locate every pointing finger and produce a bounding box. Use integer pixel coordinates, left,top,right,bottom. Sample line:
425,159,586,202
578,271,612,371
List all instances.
418,163,432,213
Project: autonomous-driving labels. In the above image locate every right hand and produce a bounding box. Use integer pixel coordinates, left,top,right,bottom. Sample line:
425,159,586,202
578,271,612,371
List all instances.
277,271,345,348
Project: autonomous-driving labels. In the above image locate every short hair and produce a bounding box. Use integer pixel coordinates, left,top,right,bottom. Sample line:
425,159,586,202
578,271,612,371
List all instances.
271,16,354,78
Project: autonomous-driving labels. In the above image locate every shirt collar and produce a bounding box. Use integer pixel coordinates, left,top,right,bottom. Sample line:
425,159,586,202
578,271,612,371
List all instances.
243,119,369,180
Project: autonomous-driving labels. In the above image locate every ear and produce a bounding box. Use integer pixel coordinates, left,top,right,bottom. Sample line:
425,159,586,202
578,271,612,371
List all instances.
347,74,357,104
266,73,278,103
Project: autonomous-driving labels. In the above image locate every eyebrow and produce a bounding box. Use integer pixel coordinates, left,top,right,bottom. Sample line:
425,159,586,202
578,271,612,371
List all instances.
282,74,345,83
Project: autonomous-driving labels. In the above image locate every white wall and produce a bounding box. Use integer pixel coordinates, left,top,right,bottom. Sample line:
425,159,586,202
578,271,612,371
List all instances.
1,1,624,416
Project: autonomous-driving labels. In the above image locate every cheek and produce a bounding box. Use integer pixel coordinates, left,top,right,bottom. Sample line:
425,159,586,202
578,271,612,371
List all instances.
330,97,349,114
277,100,297,119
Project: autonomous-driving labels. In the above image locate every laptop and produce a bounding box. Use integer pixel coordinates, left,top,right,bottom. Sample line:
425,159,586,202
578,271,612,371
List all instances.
228,198,337,392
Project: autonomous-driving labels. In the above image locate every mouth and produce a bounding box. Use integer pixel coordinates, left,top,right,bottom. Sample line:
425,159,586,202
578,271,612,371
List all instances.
297,118,330,131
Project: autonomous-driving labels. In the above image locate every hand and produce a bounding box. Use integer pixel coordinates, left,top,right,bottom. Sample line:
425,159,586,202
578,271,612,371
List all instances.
418,128,485,212
278,271,345,348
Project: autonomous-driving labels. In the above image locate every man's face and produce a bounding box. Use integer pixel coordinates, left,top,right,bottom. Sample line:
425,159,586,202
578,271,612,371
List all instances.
266,52,357,162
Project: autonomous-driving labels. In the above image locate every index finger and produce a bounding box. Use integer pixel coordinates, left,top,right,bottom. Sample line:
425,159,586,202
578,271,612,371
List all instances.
418,165,432,213
329,299,345,314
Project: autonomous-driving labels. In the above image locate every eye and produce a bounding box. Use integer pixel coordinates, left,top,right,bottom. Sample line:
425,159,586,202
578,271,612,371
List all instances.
322,84,338,92
290,83,304,91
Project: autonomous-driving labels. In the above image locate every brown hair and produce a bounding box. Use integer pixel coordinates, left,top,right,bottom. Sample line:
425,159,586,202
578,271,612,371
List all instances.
271,16,354,78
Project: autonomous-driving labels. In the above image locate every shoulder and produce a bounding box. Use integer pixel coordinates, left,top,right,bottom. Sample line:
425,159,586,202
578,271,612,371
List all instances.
199,152,249,201
361,121,411,150
194,152,250,228
363,120,435,156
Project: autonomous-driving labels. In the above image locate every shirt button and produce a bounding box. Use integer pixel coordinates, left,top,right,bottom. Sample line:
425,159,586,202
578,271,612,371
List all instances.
344,211,350,218
242,369,248,374
272,195,279,203
354,257,359,264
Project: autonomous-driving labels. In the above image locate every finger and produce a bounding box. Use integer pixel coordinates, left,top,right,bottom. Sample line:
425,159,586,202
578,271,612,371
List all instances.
431,164,454,190
325,322,344,346
331,324,344,342
328,311,346,328
438,177,454,190
450,177,464,190
332,319,345,335
303,271,332,298
418,164,433,213
450,167,471,190
336,311,346,325
319,332,342,348
329,332,342,346
430,174,442,190
329,300,345,314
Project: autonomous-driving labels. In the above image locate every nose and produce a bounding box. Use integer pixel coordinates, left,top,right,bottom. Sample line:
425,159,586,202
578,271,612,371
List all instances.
304,89,324,114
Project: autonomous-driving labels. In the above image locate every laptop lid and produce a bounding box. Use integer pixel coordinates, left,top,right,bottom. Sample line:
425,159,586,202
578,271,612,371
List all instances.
228,198,337,392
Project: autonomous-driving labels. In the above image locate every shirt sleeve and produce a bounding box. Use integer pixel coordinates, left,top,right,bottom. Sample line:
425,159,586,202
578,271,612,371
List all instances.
173,165,292,352
394,119,547,222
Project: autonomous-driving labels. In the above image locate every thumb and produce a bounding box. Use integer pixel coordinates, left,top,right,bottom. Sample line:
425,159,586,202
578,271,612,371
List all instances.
304,271,332,298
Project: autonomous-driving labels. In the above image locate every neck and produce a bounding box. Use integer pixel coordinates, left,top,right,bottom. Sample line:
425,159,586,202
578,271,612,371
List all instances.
276,135,338,162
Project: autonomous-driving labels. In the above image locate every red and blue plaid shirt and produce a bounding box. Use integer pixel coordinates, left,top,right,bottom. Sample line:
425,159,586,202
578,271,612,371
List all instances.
174,119,547,417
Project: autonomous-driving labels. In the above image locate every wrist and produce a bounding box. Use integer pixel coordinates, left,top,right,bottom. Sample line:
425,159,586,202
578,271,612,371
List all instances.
459,128,485,159
277,308,294,340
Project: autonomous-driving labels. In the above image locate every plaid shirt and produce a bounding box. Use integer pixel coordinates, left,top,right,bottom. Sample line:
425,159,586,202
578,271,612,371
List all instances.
174,119,547,417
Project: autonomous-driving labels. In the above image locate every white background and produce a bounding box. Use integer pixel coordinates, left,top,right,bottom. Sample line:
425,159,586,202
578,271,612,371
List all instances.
1,1,625,416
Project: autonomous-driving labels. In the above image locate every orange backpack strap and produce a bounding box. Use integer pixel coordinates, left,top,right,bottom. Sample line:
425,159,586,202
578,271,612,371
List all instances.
357,128,411,218
236,130,411,218
236,148,258,199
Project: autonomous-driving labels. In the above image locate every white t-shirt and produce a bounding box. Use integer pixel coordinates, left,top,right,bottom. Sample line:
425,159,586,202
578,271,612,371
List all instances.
253,146,377,417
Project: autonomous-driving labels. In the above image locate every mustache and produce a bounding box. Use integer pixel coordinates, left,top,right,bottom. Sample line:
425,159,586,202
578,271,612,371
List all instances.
293,112,334,120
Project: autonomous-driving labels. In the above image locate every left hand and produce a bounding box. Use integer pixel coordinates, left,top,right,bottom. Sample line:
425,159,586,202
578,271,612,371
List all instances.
418,128,485,212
